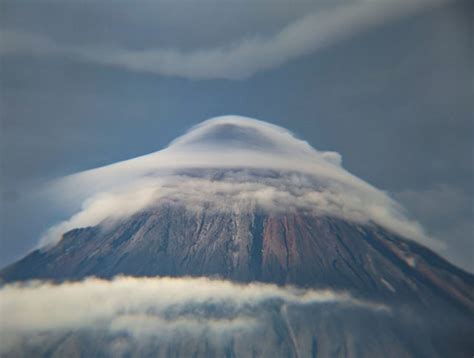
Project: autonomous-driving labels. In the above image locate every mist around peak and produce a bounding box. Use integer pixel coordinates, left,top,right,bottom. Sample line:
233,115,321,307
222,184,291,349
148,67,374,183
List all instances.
42,116,437,250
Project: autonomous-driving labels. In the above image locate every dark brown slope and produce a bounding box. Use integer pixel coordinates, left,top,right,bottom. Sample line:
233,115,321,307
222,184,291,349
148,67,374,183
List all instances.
2,203,474,358
2,204,473,312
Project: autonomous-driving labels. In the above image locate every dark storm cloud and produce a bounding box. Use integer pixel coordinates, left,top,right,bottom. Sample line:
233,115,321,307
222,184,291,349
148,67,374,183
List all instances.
0,0,472,270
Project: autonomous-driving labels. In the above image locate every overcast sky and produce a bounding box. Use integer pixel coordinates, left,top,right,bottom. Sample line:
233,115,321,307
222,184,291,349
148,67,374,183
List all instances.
0,0,472,271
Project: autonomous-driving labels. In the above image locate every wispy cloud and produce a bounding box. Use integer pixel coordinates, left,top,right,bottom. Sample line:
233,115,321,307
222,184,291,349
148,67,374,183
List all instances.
0,0,448,79
0,276,388,353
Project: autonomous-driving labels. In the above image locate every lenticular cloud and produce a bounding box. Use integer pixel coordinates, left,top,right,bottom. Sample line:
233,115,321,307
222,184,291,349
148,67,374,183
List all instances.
42,115,436,247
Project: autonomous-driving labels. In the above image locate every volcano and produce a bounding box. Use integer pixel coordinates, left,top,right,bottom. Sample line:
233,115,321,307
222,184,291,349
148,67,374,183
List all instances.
1,116,473,357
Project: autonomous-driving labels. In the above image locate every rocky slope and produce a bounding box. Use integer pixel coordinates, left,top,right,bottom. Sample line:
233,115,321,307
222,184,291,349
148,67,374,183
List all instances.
2,204,473,314
1,117,473,357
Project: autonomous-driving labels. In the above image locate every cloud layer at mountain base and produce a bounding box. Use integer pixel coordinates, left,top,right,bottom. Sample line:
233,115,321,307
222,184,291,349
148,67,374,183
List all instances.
0,276,388,353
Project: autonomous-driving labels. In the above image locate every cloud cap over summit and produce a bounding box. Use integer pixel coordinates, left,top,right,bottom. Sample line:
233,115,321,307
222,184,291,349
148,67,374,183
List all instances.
42,116,436,250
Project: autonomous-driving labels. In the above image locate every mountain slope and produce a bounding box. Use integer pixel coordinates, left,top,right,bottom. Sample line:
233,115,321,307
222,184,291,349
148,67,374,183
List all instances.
4,297,472,358
2,204,473,313
1,116,473,357
2,206,473,357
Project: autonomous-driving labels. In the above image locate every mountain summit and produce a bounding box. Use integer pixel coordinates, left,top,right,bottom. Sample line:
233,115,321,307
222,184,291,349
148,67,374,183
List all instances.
1,116,473,357
169,116,318,156
30,116,437,247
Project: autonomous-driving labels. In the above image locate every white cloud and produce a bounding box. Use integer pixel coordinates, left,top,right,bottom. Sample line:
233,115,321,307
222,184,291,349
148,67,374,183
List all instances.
0,0,449,79
40,116,439,250
0,276,388,352
38,116,440,248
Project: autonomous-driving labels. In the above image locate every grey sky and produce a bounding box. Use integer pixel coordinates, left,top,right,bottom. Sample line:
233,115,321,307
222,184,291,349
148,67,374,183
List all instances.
0,0,451,79
0,0,472,271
